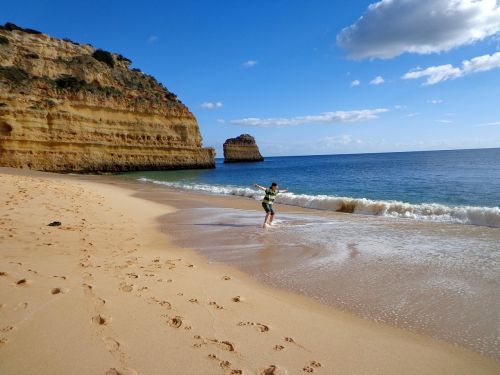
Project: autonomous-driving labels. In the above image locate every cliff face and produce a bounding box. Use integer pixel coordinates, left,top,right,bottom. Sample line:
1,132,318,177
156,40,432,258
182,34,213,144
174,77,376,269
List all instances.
223,134,264,163
0,23,215,172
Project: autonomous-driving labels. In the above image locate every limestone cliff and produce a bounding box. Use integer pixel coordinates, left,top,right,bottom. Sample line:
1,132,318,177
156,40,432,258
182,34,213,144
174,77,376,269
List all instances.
223,134,264,163
0,23,215,172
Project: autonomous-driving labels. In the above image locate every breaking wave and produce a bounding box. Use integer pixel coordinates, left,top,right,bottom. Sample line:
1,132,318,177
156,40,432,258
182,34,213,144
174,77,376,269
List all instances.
138,178,500,228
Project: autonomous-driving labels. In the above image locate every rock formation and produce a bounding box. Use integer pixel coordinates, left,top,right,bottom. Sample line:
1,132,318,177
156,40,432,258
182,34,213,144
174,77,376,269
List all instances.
0,23,215,172
223,134,264,163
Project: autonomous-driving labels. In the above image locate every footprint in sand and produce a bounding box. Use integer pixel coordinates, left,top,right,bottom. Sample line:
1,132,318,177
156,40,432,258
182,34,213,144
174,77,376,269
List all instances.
91,314,110,326
103,336,120,352
15,302,28,310
207,354,243,374
232,296,242,303
0,271,8,276
238,321,269,332
147,297,172,309
188,298,199,304
168,316,183,328
82,283,95,296
1,326,14,333
274,345,285,351
105,367,137,375
260,365,287,375
15,278,30,286
50,287,63,295
193,335,235,352
119,283,134,293
209,301,224,310
302,361,322,373
222,276,231,281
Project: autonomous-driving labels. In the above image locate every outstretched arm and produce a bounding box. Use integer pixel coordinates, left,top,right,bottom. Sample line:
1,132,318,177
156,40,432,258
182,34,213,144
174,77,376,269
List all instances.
280,188,289,193
253,182,266,191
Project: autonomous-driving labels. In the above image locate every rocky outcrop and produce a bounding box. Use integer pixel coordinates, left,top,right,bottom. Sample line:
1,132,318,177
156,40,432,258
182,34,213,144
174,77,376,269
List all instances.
223,134,264,163
0,23,215,172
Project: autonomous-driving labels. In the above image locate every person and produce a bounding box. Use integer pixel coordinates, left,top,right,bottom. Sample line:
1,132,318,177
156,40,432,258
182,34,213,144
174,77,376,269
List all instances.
254,182,288,228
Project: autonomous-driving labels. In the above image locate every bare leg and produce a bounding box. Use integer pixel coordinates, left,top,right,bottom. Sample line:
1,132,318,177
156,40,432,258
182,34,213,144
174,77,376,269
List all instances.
269,213,275,224
262,213,270,228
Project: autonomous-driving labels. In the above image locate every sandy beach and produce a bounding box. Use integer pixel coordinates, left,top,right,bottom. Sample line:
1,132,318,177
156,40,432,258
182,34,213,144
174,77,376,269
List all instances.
1,167,499,375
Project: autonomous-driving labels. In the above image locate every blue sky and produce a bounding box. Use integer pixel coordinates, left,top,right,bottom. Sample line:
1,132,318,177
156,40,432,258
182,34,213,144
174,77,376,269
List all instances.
3,0,500,156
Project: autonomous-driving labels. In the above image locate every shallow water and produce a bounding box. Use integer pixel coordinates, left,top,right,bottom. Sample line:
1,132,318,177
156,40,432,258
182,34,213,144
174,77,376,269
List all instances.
162,206,500,358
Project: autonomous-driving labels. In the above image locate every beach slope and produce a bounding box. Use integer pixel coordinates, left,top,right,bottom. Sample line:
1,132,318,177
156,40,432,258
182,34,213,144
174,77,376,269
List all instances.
0,168,498,374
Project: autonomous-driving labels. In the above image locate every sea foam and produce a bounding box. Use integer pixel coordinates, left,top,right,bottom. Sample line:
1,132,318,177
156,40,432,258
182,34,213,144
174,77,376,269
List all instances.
138,178,500,228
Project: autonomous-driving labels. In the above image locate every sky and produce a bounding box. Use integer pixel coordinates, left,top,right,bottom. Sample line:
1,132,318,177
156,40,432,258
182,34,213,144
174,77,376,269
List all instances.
3,0,500,156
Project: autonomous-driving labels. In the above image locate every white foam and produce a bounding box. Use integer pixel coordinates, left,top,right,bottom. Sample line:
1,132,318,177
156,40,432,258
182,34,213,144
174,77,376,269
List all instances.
138,178,500,228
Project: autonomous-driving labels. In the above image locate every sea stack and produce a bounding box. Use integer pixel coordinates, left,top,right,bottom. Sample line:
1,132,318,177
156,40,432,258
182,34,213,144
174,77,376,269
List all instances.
0,23,215,172
223,134,264,163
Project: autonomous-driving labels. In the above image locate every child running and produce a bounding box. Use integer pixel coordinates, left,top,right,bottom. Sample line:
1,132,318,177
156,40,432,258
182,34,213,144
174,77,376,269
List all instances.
254,182,288,228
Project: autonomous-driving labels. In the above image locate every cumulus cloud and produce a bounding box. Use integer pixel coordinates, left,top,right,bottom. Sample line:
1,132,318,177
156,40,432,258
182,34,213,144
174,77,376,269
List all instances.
350,79,361,87
337,0,500,59
230,108,388,127
200,101,223,109
402,51,500,85
242,60,258,68
370,75,385,85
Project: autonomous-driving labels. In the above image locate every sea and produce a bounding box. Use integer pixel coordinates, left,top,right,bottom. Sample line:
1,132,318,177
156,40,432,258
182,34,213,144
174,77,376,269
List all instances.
127,148,500,228
121,148,500,358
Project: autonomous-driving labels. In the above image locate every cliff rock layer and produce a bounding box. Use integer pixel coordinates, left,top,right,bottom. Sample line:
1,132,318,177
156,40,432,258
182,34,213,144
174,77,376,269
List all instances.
0,23,215,172
223,134,264,163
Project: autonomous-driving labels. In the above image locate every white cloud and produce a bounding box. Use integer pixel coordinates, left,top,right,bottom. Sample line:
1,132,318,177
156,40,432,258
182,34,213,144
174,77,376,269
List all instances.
401,112,420,118
394,104,407,109
370,75,385,85
476,121,500,127
437,119,453,124
230,108,388,127
200,101,223,109
216,118,226,124
428,99,443,104
402,51,500,85
337,0,500,59
350,79,361,87
148,35,159,44
242,60,258,68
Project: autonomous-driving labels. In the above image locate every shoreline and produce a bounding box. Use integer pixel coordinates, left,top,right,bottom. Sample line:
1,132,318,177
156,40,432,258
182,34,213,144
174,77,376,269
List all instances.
1,167,499,374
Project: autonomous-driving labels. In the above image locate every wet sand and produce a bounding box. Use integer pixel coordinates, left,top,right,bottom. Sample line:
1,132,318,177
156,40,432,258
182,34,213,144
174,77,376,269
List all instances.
1,167,499,374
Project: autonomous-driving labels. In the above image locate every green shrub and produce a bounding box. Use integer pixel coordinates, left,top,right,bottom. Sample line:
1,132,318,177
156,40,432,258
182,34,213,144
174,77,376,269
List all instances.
55,75,87,90
0,66,29,83
63,38,80,46
0,35,9,45
117,54,131,64
96,86,122,96
92,49,114,68
2,22,42,34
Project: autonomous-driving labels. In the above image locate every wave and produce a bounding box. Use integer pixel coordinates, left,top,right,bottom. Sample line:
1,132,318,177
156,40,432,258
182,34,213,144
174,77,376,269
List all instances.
137,178,500,228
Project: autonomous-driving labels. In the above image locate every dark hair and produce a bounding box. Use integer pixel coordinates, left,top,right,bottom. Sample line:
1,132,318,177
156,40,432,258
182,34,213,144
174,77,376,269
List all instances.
271,182,278,187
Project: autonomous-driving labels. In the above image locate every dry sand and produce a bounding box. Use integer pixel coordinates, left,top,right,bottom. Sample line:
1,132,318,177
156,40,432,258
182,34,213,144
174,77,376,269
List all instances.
0,167,499,375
